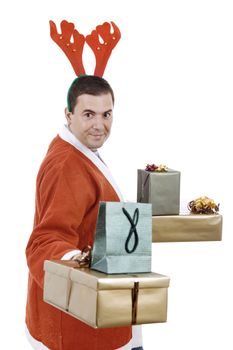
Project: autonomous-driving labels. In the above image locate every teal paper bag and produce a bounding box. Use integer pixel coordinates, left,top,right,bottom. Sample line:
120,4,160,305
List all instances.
91,201,152,274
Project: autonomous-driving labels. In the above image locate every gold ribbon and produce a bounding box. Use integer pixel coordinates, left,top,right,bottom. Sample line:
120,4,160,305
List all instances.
188,196,219,214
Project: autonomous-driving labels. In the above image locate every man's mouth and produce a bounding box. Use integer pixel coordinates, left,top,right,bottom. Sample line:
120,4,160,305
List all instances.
90,134,104,137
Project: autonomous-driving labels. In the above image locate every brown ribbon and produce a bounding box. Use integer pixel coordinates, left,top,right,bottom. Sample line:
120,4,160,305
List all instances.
72,245,92,268
139,173,150,202
131,282,139,324
56,246,92,268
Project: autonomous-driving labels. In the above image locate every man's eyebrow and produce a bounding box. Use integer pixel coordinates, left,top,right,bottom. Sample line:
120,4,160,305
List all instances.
82,109,95,114
82,109,113,114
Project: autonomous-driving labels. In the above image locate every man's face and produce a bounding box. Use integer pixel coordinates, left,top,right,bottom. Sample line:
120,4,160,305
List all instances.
65,93,113,151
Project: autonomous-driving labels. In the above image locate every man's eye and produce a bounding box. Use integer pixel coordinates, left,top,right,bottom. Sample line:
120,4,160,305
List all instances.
84,113,93,119
104,112,112,118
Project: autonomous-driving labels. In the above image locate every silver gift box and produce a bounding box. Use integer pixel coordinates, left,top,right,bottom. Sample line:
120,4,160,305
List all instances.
137,169,180,216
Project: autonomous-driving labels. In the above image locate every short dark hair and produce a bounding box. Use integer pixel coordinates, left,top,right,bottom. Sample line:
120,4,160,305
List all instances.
67,75,115,113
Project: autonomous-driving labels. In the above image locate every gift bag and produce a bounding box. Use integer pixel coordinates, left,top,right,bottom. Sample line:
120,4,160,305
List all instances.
91,201,152,274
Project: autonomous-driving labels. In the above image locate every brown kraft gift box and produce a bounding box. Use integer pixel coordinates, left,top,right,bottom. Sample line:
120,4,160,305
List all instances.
152,214,222,242
43,260,170,328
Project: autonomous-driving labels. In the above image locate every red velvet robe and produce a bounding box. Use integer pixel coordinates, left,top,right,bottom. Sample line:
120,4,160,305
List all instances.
26,128,132,350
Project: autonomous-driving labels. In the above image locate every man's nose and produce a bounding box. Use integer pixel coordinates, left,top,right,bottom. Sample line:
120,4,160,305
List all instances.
92,115,104,130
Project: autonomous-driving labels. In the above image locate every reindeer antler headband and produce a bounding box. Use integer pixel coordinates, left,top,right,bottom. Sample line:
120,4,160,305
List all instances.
49,20,121,77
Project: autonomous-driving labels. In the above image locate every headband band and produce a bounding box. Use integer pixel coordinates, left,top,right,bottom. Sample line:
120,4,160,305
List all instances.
67,76,81,113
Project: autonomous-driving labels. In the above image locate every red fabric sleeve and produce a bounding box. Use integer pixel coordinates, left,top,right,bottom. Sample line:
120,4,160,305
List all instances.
26,164,94,289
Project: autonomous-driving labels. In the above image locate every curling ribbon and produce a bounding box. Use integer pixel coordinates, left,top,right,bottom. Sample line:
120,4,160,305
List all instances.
188,196,219,214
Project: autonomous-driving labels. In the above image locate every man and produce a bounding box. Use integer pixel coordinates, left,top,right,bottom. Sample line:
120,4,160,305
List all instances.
25,75,143,350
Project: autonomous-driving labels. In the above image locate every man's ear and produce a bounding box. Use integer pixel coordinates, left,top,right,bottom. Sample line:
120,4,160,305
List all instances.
65,107,72,124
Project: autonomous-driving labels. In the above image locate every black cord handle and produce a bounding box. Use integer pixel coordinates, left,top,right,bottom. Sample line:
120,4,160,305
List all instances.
122,207,139,253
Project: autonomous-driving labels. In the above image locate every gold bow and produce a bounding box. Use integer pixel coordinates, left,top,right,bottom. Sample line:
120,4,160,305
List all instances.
156,164,168,172
188,196,219,214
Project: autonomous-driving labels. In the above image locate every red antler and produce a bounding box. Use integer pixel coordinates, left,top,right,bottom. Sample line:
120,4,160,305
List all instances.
49,20,86,76
85,21,121,77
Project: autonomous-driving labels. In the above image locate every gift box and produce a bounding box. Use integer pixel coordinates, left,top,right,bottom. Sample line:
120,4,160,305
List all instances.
137,168,180,215
152,214,222,242
44,260,170,328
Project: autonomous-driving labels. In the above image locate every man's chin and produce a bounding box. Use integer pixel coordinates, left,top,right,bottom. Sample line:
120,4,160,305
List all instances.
88,141,104,150
88,137,106,150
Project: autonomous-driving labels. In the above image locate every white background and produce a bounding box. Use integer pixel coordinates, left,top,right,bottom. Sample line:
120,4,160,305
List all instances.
0,0,232,349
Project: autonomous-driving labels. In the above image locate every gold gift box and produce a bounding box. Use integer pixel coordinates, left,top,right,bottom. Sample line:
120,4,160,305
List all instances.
152,214,222,242
43,260,170,328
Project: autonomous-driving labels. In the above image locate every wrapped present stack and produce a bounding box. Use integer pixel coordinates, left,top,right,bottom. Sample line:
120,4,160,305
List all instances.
44,201,170,328
137,164,222,242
